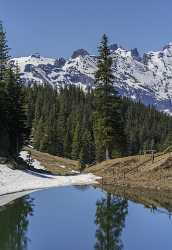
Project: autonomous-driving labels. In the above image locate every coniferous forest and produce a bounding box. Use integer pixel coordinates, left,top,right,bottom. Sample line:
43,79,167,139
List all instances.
0,22,28,159
24,83,172,165
0,23,172,166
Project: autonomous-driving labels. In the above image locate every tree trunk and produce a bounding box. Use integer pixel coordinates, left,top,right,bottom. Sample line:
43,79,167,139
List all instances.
106,147,110,160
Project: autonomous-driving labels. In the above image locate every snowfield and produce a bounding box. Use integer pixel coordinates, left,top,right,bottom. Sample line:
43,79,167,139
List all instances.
0,165,100,205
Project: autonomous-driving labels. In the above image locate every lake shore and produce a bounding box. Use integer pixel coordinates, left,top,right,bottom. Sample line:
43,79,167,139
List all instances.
0,164,100,200
86,151,172,192
100,184,172,214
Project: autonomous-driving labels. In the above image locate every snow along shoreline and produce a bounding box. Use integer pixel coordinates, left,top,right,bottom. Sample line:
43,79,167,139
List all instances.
0,164,101,205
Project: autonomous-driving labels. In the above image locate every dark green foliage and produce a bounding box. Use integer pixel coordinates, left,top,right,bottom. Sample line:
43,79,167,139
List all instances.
0,21,10,80
79,129,95,168
24,84,96,166
4,68,27,156
0,22,28,158
163,131,172,150
94,34,125,161
121,98,172,154
24,83,172,166
71,121,81,160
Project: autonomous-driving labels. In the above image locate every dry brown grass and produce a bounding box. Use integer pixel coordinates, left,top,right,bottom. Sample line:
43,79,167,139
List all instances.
86,152,172,191
24,147,80,175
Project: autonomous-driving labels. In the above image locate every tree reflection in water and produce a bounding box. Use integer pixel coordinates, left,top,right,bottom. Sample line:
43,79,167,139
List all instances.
0,196,34,250
95,193,128,250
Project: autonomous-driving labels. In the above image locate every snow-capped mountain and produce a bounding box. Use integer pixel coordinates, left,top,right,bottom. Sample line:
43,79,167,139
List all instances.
11,43,172,114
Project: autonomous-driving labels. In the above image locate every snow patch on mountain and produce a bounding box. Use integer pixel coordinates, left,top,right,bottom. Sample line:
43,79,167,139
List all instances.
11,44,172,114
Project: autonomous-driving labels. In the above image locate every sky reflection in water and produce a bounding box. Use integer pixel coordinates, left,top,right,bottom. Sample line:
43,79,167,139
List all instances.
0,186,172,250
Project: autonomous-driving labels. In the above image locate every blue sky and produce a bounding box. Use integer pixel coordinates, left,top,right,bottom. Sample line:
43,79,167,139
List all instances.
1,0,172,58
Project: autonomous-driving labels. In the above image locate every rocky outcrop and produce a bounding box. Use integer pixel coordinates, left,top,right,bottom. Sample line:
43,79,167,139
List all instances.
12,42,172,114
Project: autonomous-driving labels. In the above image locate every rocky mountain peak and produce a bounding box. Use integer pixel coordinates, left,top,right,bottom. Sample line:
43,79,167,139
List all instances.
11,41,172,114
109,43,118,52
31,53,41,59
131,48,141,61
163,43,172,51
54,57,66,68
71,49,89,59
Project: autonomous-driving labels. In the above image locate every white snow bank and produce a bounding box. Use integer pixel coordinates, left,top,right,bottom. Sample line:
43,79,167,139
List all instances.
0,165,101,197
20,151,45,170
58,165,66,169
0,190,35,207
71,170,80,174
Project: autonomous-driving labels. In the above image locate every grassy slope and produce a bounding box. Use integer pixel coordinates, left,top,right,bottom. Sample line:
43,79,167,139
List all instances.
25,148,172,210
24,147,172,192
85,152,172,191
24,147,80,175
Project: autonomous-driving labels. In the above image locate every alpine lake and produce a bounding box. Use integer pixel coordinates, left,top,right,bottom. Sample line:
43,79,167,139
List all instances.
0,184,172,250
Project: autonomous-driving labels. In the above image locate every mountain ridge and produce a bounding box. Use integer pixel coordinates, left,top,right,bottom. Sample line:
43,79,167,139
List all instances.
11,42,172,114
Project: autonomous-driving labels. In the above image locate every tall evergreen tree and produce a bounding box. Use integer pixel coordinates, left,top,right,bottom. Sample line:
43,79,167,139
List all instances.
0,81,10,156
0,21,10,80
0,21,10,157
64,116,73,158
0,22,28,158
94,34,124,161
79,129,95,168
71,121,81,160
4,67,27,156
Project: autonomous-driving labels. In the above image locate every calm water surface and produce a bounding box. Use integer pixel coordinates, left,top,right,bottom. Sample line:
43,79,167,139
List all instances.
0,186,172,250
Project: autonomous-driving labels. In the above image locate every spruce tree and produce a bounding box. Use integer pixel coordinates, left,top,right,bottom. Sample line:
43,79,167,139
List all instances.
0,21,10,157
71,121,81,160
94,34,124,161
0,21,10,80
0,22,28,157
79,129,95,168
0,21,28,158
0,81,10,156
5,67,27,156
64,117,72,158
